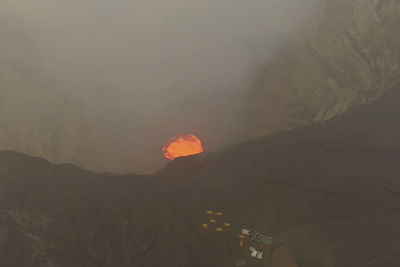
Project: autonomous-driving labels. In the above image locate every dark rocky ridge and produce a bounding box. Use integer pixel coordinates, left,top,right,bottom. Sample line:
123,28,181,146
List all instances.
1,84,400,266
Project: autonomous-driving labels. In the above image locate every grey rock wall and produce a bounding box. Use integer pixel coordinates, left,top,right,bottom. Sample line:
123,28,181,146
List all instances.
247,0,400,135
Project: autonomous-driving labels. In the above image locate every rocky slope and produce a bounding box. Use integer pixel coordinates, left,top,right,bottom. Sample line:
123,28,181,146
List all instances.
1,84,400,266
247,0,400,135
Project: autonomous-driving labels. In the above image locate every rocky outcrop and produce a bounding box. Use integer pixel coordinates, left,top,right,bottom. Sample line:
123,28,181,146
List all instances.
247,0,400,135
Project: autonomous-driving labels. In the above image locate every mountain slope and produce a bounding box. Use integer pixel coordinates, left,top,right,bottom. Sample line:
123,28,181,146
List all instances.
247,0,400,135
1,85,400,266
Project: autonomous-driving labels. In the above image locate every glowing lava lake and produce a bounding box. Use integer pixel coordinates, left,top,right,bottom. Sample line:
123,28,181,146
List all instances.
162,134,204,160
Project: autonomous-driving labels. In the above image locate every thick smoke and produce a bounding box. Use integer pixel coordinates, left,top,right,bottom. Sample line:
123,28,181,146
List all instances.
0,0,323,173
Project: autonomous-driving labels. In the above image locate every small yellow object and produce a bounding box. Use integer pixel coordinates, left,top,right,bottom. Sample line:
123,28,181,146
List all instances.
201,224,208,229
216,227,223,232
209,219,217,223
238,234,245,239
206,210,214,215
240,239,244,247
215,212,223,216
224,222,231,227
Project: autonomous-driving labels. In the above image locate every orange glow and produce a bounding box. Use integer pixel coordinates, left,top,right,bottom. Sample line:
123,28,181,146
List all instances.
163,134,204,160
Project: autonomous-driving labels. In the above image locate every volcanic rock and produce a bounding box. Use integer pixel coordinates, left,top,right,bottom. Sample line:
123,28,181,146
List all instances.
1,83,400,266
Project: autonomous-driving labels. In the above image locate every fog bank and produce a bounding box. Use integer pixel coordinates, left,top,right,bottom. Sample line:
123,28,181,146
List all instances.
0,0,323,173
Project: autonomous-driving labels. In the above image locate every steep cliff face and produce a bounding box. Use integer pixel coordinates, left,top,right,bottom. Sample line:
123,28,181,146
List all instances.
0,65,146,173
247,0,400,136
0,65,88,164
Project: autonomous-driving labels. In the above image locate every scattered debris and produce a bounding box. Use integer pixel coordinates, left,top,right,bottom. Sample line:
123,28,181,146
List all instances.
239,227,272,259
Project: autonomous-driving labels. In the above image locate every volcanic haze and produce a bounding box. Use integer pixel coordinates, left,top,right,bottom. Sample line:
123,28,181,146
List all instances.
0,0,323,173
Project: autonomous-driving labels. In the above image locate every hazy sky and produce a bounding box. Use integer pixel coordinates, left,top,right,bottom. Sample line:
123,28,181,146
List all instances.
0,0,323,173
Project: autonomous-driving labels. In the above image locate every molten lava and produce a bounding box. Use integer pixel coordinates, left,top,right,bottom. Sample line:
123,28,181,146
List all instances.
163,134,204,160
